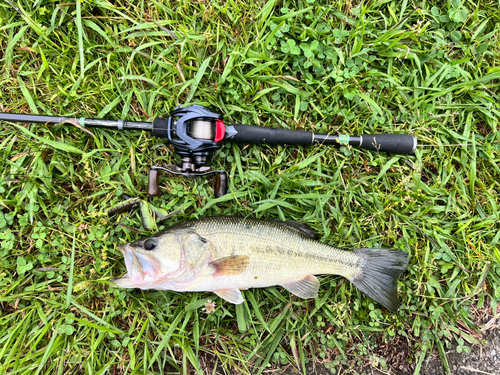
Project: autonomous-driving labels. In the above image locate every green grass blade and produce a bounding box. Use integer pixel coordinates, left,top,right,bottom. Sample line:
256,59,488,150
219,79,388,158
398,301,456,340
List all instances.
187,56,211,103
14,125,84,155
148,310,184,369
17,76,38,114
65,237,76,308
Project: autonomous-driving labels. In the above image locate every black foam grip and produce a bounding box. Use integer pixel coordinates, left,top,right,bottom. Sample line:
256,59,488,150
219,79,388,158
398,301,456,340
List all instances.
360,134,417,154
231,124,313,145
152,117,169,138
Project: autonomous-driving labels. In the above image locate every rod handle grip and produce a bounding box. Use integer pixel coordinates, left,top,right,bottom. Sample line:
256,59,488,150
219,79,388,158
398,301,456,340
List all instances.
360,134,417,154
230,124,313,145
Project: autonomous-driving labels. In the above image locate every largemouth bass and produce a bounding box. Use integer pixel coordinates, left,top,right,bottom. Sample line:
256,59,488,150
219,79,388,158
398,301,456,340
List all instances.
113,216,409,311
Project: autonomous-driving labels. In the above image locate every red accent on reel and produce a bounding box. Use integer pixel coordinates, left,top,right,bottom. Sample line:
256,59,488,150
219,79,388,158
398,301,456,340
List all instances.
215,120,225,142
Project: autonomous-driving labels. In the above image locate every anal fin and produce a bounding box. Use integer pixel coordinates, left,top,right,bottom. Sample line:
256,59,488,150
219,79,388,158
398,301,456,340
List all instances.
214,288,244,304
280,275,319,299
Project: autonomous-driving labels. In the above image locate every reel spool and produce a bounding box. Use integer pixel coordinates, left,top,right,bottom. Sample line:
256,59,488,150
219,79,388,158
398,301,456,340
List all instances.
188,120,216,140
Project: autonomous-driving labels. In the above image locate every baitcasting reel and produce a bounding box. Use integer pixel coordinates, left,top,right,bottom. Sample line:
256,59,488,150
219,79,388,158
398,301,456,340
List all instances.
148,105,231,198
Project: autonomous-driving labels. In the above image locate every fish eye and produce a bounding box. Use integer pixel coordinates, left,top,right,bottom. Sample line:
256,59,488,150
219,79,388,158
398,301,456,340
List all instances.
144,239,156,251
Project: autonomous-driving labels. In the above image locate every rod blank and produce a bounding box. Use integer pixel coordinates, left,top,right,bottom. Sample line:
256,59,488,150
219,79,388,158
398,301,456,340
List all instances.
0,113,153,131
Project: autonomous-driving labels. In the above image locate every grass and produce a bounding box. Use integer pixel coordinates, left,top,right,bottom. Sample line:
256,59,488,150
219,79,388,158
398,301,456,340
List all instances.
1,0,500,374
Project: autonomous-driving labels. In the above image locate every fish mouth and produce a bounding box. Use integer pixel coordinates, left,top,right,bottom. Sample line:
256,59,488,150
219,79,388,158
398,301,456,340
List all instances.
124,244,145,281
112,244,161,288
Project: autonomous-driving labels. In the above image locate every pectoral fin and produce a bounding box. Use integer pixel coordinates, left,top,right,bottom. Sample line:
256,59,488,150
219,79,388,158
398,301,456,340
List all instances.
210,255,250,276
281,275,319,299
214,288,244,304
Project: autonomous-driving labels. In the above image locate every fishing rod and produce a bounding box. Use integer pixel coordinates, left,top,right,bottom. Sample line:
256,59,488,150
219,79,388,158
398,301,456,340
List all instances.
1,104,417,197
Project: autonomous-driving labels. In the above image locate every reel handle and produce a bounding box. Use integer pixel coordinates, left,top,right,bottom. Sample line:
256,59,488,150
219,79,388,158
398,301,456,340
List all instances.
147,167,228,198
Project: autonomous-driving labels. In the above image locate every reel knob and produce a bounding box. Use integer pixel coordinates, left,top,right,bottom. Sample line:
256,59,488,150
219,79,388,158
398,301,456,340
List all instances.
148,168,160,196
214,172,228,198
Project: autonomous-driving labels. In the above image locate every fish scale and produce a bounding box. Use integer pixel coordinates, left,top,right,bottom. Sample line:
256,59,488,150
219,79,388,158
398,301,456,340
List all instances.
113,216,409,311
192,217,361,282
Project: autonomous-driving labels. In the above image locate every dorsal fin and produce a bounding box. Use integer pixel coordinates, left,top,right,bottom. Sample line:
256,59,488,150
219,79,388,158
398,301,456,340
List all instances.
271,220,318,239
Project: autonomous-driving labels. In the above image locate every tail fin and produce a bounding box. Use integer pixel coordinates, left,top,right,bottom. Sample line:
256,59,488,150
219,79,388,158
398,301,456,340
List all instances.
350,248,409,312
